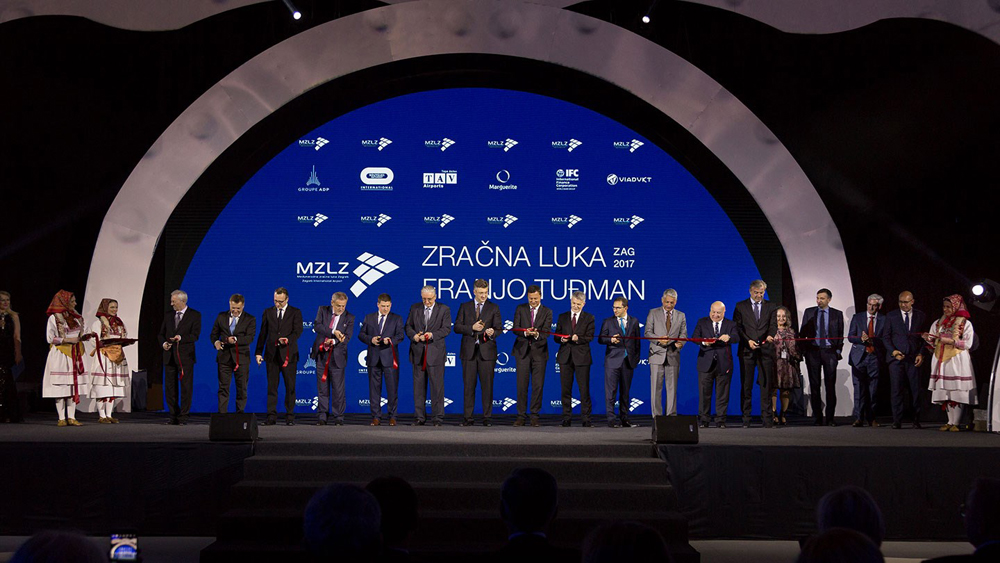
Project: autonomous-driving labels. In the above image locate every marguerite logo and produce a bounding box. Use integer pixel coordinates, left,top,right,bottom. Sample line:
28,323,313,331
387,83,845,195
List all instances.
362,137,393,150
487,138,518,152
614,139,644,152
350,253,399,297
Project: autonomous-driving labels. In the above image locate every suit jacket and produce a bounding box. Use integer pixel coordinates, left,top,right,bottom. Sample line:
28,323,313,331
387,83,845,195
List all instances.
692,317,739,373
848,311,887,367
254,306,304,362
881,308,928,363
405,302,452,367
159,307,202,364
511,303,552,360
357,311,405,368
311,306,354,369
454,300,503,361
645,307,687,365
733,298,778,357
209,311,256,366
554,310,595,366
799,306,845,354
598,315,641,370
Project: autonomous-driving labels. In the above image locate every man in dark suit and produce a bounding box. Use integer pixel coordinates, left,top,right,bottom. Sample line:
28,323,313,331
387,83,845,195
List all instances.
210,293,256,414
510,284,552,427
158,289,201,425
598,297,641,428
733,279,778,428
455,279,502,427
358,293,405,426
255,287,303,425
491,468,579,563
311,291,354,426
799,288,845,426
554,291,595,427
881,291,928,429
405,285,452,426
692,301,739,428
848,293,887,427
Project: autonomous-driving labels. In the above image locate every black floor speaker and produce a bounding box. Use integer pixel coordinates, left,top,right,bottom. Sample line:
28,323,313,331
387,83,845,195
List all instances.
652,415,699,444
209,413,259,442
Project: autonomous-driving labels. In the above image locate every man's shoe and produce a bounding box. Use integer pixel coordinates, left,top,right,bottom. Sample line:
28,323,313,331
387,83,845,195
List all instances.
620,419,634,428
286,419,295,426
828,421,838,427
482,419,493,427
178,421,187,426
870,420,880,428
913,421,922,429
530,419,541,427
315,419,327,426
700,421,709,428
717,422,727,429
891,422,902,429
370,418,381,426
608,421,621,428
812,419,823,426
560,419,571,427
432,420,443,427
461,419,474,427
582,420,593,427
388,418,397,426
411,420,425,426
852,420,864,428
514,418,526,427
742,422,751,428
334,420,344,426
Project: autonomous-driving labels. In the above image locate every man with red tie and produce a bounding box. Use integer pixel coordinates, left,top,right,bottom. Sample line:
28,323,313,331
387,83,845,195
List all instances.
554,291,595,427
511,284,551,427
848,294,887,427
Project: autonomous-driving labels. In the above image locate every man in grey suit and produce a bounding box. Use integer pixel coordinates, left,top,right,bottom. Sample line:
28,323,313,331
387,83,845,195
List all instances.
405,285,452,426
645,289,687,416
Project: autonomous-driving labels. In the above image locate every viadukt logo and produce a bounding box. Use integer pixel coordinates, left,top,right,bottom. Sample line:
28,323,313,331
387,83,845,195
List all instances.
350,253,399,297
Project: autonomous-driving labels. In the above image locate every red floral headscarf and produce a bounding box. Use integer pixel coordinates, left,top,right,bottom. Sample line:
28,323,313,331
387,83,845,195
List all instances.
940,294,970,329
46,290,83,330
95,298,125,333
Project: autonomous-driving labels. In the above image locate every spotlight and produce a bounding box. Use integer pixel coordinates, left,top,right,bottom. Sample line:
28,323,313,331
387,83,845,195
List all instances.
281,0,302,20
973,284,985,297
642,15,651,24
642,0,658,25
970,278,1000,314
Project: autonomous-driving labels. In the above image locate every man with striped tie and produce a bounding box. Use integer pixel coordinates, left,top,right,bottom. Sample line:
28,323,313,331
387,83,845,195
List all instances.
211,294,256,413
358,293,405,426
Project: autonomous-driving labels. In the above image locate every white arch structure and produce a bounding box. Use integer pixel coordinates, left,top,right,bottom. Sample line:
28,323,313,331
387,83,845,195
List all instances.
65,0,857,413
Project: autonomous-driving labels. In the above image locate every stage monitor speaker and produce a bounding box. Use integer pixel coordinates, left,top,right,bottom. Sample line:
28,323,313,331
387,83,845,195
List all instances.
209,413,258,442
652,415,699,444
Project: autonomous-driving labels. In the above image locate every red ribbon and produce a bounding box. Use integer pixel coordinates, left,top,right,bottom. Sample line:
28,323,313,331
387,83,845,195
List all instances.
93,336,107,376
509,327,718,343
391,343,399,370
233,341,240,373
174,342,185,380
277,340,290,368
319,341,332,382
70,342,84,404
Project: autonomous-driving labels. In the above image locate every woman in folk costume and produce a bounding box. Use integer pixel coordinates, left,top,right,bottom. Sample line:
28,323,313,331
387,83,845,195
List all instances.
924,294,976,432
89,298,130,423
43,290,92,426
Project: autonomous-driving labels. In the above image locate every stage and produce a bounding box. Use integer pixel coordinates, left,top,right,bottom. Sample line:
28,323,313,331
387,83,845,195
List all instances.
3,413,999,563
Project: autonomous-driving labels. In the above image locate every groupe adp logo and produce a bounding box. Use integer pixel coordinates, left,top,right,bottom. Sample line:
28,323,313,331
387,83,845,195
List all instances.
551,139,582,152
360,167,394,191
298,137,329,151
606,174,653,186
550,398,582,408
299,165,328,192
489,170,518,191
422,171,458,189
613,139,644,152
359,398,390,407
360,214,392,227
612,215,645,229
487,138,518,152
614,398,645,412
361,137,393,151
551,215,583,228
487,215,518,228
555,168,579,191
297,213,328,227
350,252,399,297
425,138,456,151
424,214,455,228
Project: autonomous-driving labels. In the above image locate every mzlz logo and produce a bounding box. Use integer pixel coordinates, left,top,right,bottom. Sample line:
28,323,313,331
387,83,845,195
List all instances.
425,138,455,151
555,168,579,191
550,398,581,408
426,398,455,407
614,398,645,412
298,137,329,151
613,215,644,229
424,214,454,227
551,139,582,152
502,319,513,333
296,260,350,284
487,215,518,228
359,398,390,407
500,397,517,411
606,174,652,186
551,215,583,228
298,213,328,227
613,139,644,152
361,137,393,151
489,170,518,191
487,138,518,152
360,214,392,227
295,397,320,411
422,171,458,189
350,252,399,297
360,167,394,191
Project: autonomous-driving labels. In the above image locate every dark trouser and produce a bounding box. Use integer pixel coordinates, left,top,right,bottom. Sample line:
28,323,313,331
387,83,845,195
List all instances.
316,353,345,422
164,358,194,422
462,354,496,420
698,362,731,423
805,347,839,422
560,362,591,422
739,350,775,425
265,356,297,421
0,365,22,422
515,354,546,420
888,358,921,424
217,360,249,413
369,362,399,419
851,353,879,423
605,362,634,422
413,362,445,423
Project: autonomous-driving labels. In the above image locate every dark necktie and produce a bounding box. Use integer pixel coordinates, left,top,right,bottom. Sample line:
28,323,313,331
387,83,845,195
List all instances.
904,312,910,331
714,322,720,337
378,315,385,335
277,308,283,322
818,309,827,347
666,310,672,333
866,316,875,353
476,302,482,320
754,301,760,321
571,313,577,332
424,307,431,331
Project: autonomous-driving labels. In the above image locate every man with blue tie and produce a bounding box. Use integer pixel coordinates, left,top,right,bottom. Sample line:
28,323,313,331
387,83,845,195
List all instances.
881,291,928,429
692,301,740,428
456,279,503,427
848,294,887,427
799,288,845,426
358,293,405,426
311,292,354,426
598,297,641,428
211,294,256,413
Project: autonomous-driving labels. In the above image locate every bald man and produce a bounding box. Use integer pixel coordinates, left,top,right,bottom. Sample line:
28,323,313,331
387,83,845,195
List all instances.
691,302,740,428
881,291,928,429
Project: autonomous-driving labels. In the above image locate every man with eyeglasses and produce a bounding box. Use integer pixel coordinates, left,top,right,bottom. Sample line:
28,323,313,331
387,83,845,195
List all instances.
799,288,845,426
598,297,641,428
255,287,304,426
881,291,928,429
